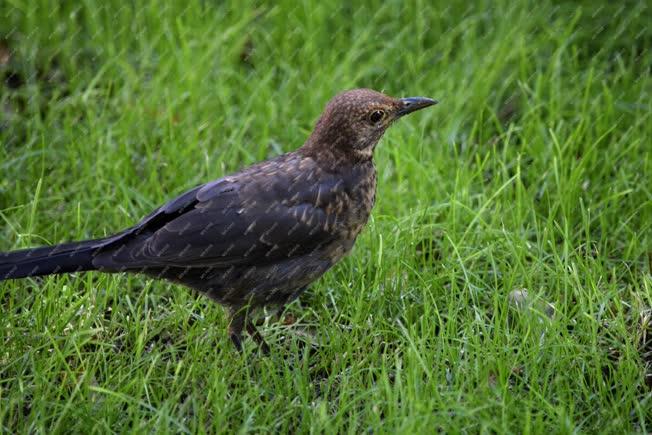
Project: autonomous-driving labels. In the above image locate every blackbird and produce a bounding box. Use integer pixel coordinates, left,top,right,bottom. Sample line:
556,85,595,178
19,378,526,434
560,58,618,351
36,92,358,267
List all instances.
0,88,437,352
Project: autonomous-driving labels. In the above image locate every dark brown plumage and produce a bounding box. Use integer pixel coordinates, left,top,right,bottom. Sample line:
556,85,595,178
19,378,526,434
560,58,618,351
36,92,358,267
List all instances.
0,88,437,352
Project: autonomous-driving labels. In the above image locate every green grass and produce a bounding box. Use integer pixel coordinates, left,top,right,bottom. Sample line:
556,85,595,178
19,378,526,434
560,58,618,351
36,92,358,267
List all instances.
1,0,651,432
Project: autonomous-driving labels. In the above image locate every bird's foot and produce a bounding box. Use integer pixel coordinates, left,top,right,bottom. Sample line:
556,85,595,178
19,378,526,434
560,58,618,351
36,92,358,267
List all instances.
246,321,270,355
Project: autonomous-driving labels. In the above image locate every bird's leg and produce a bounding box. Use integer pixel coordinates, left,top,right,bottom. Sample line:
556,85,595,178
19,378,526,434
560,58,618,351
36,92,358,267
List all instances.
228,310,245,352
245,320,270,355
229,307,270,354
229,286,310,353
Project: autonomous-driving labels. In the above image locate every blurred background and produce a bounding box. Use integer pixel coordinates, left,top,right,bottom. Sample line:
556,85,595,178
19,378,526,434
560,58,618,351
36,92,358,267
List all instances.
1,0,651,432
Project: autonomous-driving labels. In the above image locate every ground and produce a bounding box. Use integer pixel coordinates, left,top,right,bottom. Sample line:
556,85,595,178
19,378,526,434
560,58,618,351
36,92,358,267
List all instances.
1,1,651,433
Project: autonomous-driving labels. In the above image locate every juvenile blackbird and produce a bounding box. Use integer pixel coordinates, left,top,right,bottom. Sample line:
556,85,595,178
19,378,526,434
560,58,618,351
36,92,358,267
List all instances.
0,89,437,351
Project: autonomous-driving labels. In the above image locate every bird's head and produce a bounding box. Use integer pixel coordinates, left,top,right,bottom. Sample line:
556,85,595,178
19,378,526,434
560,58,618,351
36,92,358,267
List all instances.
303,88,437,162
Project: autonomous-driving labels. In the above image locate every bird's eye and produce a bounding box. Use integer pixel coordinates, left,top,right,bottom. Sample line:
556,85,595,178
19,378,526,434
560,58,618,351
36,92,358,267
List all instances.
369,110,385,124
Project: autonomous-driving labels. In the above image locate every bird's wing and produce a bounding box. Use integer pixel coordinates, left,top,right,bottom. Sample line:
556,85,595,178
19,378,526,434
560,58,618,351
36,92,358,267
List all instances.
100,155,344,268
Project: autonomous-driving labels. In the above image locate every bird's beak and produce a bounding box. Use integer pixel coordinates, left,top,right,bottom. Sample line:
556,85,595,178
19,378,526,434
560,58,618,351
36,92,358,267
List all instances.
396,97,438,117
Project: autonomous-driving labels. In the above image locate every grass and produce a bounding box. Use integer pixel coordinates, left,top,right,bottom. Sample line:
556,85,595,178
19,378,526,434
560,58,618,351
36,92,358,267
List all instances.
1,0,651,432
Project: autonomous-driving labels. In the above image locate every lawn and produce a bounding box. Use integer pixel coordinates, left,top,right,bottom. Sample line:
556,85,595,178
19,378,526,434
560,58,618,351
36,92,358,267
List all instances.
1,0,651,433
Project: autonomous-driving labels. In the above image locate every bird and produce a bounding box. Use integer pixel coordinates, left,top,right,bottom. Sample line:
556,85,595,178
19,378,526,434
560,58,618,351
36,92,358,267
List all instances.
0,88,437,352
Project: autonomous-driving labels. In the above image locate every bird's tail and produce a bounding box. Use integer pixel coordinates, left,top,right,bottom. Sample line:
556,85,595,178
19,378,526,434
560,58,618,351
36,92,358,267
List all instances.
0,239,107,281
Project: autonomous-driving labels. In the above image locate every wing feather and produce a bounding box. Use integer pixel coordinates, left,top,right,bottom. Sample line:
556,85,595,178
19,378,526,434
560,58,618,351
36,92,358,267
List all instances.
99,154,342,269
